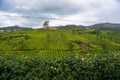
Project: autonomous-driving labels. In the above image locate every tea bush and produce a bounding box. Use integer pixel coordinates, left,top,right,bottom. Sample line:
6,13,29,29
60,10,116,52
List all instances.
0,53,120,80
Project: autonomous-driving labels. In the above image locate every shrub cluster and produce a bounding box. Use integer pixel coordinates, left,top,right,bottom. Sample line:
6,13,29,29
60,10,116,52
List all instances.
0,53,120,80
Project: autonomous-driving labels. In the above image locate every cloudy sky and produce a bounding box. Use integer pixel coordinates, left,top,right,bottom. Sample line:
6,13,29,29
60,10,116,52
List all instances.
0,0,120,28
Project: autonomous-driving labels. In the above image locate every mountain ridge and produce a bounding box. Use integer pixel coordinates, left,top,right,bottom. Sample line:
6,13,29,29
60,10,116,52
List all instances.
89,22,120,32
0,25,32,30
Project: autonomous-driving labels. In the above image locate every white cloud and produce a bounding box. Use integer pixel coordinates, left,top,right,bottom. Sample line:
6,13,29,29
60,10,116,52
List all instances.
0,11,32,27
0,0,120,28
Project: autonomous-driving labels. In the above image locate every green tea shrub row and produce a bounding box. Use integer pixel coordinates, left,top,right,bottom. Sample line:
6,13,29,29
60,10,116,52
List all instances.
0,53,120,80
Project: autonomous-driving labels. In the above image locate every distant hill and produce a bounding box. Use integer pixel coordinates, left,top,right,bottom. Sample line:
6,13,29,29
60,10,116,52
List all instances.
0,25,32,31
90,23,120,32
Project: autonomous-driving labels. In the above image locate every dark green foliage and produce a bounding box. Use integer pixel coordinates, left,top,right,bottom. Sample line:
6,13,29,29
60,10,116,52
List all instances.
59,24,85,29
24,34,31,40
43,21,49,28
0,53,120,80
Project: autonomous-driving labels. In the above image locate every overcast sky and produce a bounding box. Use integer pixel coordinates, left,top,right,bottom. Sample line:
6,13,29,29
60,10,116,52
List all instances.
0,0,120,28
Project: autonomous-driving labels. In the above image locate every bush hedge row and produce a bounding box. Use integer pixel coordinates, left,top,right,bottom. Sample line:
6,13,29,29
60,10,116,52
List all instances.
0,53,120,80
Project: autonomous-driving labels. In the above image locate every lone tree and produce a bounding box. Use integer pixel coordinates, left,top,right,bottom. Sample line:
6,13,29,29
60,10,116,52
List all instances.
43,21,49,28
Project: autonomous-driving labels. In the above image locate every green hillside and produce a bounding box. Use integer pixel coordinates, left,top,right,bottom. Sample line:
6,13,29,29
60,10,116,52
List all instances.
0,28,120,52
90,23,120,32
0,28,120,79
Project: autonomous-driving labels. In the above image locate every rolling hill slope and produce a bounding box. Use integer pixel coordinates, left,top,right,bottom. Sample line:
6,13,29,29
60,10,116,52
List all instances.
90,22,120,32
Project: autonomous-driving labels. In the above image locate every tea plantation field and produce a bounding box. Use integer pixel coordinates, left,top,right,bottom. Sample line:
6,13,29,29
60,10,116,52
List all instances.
0,28,120,80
